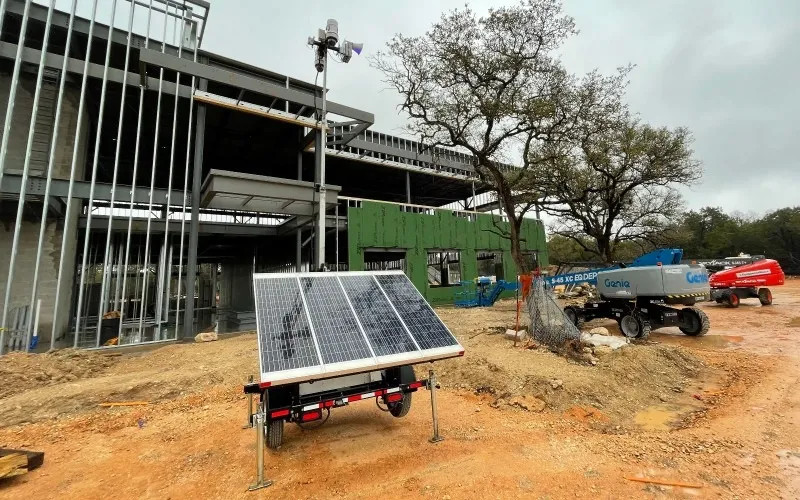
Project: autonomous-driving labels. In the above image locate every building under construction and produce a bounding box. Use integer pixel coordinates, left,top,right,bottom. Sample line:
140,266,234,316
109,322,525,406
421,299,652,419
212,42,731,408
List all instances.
0,0,547,353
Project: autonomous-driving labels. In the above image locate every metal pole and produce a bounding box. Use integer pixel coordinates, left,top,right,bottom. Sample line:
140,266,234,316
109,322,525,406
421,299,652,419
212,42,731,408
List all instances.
34,0,78,351
243,374,254,429
72,0,118,348
51,0,99,349
296,230,302,272
26,299,41,353
335,204,339,270
0,0,54,353
160,6,188,338
175,36,200,340
96,0,137,339
113,239,123,312
0,0,32,195
406,171,411,204
139,3,171,340
314,54,328,270
118,0,155,342
247,399,272,491
164,242,173,332
183,76,206,339
428,369,443,443
471,181,476,210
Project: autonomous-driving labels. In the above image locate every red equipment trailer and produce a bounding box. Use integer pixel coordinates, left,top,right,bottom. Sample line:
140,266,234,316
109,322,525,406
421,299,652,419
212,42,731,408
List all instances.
709,259,785,307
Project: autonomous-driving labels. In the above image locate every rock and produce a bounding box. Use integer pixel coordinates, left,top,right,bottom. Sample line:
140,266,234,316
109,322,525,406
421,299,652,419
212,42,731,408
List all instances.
589,357,598,366
194,331,218,343
504,329,527,341
659,393,669,402
580,332,629,350
509,395,546,412
550,379,563,390
589,326,610,336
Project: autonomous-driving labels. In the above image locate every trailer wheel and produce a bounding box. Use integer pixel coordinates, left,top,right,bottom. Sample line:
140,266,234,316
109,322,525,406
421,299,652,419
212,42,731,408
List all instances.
758,288,773,306
679,307,710,336
389,392,412,418
725,291,740,308
620,313,650,340
563,306,584,330
266,419,283,450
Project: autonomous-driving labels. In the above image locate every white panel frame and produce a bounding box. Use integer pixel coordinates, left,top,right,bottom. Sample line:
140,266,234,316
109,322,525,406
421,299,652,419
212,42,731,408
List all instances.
252,270,464,386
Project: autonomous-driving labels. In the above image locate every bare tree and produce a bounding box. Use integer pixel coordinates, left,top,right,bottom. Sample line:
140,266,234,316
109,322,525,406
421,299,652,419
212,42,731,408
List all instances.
372,0,627,273
527,116,702,263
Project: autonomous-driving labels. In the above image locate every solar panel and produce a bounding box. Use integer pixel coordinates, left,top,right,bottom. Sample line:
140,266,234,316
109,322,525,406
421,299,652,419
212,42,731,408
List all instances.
299,276,372,365
253,277,322,376
252,271,463,385
375,274,460,350
339,275,419,356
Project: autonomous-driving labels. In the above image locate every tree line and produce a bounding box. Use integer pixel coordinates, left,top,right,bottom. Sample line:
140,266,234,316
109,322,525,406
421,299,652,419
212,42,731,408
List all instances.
547,206,800,274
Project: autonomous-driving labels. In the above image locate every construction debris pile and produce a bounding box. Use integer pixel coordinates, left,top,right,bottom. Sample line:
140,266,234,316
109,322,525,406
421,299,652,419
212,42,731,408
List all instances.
0,349,117,400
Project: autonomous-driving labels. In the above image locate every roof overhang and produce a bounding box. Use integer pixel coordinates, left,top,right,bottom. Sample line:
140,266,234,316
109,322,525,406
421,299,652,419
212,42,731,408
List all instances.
200,169,340,217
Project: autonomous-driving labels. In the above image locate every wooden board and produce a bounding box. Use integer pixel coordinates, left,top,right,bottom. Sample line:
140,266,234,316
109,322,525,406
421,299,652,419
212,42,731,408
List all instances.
0,448,44,479
0,453,27,479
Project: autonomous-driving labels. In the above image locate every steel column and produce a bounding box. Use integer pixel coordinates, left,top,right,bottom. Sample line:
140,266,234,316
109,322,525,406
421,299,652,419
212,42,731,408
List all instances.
95,0,137,339
406,171,411,204
119,0,155,342
0,0,54,354
183,76,207,339
51,0,99,349
73,0,118,348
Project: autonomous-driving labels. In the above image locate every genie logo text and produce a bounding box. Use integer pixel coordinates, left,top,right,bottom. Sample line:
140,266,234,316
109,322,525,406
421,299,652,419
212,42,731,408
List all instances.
686,271,709,284
604,279,630,288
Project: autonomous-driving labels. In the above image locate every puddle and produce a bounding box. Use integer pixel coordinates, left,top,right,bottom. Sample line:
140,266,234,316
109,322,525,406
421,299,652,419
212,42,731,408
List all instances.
634,405,680,431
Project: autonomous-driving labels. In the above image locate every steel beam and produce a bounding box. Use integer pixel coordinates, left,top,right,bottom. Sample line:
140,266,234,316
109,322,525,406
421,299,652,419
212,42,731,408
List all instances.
0,42,193,98
138,48,375,125
0,174,185,204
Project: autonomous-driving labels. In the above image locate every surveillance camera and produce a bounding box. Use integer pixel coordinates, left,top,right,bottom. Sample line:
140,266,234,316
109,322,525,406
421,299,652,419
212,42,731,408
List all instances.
325,18,339,48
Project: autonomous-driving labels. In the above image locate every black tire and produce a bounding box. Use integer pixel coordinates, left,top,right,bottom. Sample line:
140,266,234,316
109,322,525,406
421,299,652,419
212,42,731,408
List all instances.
389,391,412,418
563,306,585,330
619,313,650,340
266,419,284,450
726,291,740,308
679,307,710,336
758,288,773,306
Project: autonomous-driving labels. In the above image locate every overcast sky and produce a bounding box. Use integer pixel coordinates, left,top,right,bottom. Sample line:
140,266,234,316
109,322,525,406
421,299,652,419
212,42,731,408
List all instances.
193,0,799,215
53,0,800,214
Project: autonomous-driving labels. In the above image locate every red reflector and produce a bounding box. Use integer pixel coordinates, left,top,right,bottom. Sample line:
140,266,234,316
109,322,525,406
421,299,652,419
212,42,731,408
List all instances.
323,400,334,408
457,350,465,356
408,382,423,389
387,393,403,403
302,410,321,422
258,381,271,388
271,409,289,418
374,390,384,397
349,394,362,402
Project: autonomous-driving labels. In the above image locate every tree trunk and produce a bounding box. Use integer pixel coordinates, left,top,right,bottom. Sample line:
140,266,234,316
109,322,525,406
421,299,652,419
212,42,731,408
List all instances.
597,237,614,265
508,220,531,275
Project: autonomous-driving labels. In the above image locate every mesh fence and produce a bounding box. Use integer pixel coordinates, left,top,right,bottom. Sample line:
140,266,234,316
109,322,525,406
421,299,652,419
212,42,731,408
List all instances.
525,275,581,348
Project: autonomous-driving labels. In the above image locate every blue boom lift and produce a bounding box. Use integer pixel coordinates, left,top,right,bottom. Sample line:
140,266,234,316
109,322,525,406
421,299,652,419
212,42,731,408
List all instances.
454,277,519,308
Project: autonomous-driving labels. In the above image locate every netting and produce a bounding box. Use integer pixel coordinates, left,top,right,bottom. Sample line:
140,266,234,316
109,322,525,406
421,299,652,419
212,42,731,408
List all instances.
524,275,581,348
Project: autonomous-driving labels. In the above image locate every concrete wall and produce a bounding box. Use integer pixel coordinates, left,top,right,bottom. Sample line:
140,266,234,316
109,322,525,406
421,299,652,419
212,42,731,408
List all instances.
0,74,89,345
347,201,549,305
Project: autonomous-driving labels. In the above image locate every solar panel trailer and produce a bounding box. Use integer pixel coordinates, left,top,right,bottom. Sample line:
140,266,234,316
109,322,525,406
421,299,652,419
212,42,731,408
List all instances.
244,270,463,450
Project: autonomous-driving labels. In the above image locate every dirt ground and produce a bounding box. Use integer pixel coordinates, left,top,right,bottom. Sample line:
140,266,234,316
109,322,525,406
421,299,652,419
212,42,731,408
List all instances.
1,281,799,499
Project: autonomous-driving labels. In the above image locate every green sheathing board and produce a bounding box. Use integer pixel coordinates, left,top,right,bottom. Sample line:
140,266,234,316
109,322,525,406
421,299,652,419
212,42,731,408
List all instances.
347,201,548,304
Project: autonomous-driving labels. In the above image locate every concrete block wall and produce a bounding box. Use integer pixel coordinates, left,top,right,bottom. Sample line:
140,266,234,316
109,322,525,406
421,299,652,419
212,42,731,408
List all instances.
0,74,88,346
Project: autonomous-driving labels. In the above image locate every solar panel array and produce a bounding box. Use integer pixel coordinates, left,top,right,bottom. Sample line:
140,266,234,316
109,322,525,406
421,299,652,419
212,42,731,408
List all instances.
253,271,462,385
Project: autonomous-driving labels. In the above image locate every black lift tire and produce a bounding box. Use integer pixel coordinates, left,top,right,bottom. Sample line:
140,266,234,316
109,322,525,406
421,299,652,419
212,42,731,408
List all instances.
563,306,585,330
726,291,740,308
389,391,412,418
758,288,773,306
620,313,650,340
679,307,710,336
266,418,284,450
